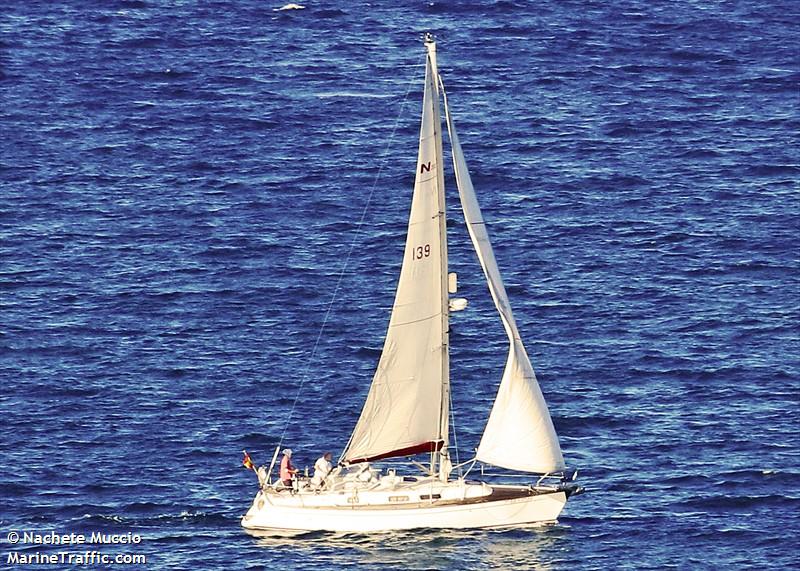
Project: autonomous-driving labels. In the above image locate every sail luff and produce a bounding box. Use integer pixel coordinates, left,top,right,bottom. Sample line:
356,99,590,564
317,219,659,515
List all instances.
441,85,566,474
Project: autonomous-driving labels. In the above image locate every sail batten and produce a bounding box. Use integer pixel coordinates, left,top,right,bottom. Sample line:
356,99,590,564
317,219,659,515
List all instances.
442,86,566,474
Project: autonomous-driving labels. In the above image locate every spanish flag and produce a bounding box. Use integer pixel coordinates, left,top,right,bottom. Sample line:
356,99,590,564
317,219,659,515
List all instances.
242,450,255,471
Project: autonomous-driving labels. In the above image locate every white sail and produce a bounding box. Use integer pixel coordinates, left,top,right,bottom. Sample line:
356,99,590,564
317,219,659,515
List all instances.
342,41,449,464
442,87,566,474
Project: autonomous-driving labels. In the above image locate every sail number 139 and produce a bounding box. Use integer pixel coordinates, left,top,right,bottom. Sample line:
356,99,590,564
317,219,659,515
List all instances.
412,244,431,260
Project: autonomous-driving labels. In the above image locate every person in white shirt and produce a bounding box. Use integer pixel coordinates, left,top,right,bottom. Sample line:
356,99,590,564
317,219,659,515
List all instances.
311,452,333,489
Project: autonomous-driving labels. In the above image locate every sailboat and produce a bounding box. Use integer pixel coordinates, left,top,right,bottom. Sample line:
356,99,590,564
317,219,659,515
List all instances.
241,35,581,534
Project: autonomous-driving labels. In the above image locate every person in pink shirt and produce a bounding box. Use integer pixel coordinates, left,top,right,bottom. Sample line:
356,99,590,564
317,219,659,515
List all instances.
279,448,298,490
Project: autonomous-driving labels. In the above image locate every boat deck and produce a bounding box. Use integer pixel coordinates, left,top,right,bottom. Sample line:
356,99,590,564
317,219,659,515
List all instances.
262,482,562,511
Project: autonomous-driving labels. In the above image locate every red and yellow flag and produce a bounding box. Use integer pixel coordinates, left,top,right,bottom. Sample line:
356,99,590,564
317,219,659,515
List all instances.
242,450,254,471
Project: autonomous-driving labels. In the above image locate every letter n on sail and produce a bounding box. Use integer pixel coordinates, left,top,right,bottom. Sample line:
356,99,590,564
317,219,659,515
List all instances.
420,161,432,174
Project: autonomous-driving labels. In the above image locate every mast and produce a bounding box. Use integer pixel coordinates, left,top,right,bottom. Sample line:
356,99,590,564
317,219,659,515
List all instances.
424,34,451,481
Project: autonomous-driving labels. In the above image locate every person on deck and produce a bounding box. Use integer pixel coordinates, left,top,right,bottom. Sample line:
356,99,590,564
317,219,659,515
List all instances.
279,448,298,490
311,452,333,488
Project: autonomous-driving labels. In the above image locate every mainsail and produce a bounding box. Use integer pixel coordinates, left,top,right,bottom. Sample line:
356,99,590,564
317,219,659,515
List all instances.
442,86,566,474
342,40,449,464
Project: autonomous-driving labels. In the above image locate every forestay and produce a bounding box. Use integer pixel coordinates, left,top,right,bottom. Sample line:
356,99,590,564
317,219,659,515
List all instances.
442,86,566,474
342,43,449,464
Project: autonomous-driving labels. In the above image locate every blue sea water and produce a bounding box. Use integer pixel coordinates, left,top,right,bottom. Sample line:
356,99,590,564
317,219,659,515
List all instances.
1,0,799,569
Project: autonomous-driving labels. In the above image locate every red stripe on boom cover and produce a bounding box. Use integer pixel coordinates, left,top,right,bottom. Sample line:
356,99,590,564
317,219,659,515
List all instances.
347,440,444,464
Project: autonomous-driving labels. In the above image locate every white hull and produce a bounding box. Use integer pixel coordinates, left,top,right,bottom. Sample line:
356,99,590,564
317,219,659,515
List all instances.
241,479,569,533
